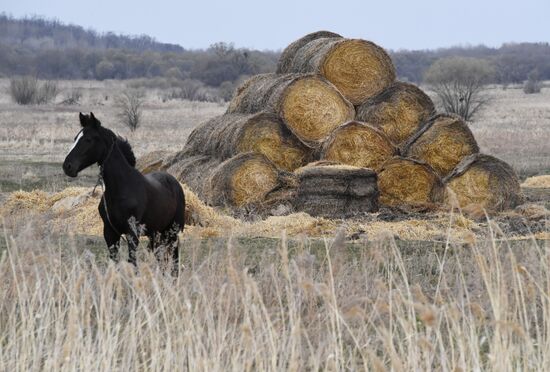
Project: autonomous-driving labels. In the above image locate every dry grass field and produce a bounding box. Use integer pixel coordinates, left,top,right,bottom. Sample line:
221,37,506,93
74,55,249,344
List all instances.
0,78,549,370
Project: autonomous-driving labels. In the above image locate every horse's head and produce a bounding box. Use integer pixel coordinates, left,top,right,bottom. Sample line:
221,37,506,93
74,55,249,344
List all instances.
63,112,113,177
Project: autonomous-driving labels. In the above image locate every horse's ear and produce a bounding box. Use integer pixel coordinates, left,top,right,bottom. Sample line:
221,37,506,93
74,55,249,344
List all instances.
89,112,101,128
79,112,86,127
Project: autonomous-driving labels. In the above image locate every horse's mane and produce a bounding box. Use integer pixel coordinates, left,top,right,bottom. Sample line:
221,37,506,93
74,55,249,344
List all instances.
116,136,136,167
101,126,136,167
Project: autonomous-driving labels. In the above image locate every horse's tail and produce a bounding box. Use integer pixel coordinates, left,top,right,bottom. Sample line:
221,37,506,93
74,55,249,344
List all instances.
173,181,186,231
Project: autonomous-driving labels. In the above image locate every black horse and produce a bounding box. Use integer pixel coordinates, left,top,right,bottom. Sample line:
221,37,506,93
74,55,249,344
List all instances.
63,112,185,275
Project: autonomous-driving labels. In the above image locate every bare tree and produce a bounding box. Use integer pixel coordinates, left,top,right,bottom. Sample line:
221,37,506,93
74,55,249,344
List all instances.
424,57,494,122
116,90,144,132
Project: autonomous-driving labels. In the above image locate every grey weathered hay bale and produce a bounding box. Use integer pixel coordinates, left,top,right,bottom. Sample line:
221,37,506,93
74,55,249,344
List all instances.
227,73,355,148
205,152,288,208
444,154,523,211
320,121,397,169
277,31,343,74
402,113,479,178
294,163,379,218
183,112,311,171
277,31,396,105
136,150,174,174
166,154,222,201
377,157,445,207
355,82,435,145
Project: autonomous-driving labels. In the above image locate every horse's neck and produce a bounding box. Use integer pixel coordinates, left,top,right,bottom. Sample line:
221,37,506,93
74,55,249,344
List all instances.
101,144,135,197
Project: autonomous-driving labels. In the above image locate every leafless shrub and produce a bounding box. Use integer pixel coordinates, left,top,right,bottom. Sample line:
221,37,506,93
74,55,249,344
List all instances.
34,80,59,104
116,90,144,132
9,76,58,105
424,57,494,121
523,69,542,94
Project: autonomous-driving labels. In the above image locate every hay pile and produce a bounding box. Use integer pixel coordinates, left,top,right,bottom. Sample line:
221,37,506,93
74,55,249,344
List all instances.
402,114,479,178
320,121,396,169
444,154,523,211
294,163,379,218
227,73,354,148
1,187,488,242
160,30,520,215
277,31,395,104
377,157,445,207
356,82,435,145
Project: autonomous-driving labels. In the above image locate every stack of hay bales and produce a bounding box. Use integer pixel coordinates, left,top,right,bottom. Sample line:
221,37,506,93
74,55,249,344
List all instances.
163,30,522,215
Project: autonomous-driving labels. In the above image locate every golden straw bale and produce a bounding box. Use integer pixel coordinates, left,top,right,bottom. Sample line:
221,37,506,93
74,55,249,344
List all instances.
521,175,550,188
182,112,311,171
443,154,523,211
402,113,479,178
320,121,397,169
227,73,354,148
205,153,285,207
377,157,445,207
277,31,395,104
355,82,435,145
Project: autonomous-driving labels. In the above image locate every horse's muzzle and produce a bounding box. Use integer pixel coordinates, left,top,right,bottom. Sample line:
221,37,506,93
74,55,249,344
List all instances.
63,160,78,177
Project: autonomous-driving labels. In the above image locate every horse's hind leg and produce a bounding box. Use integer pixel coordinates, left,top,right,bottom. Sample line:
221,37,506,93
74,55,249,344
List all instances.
160,225,180,277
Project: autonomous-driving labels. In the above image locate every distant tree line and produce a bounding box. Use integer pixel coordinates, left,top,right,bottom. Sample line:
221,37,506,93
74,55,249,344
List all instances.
391,43,550,84
1,14,549,88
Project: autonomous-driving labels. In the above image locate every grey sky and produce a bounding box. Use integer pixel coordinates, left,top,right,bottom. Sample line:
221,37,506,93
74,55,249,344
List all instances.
2,0,548,50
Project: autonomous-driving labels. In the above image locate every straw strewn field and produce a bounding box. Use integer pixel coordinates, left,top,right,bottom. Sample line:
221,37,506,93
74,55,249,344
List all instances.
0,78,549,371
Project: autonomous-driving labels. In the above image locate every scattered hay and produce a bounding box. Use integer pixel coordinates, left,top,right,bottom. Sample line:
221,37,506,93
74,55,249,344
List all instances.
320,121,396,169
402,113,479,178
443,154,523,211
5,187,532,242
355,82,435,145
136,150,174,174
522,175,550,188
227,73,355,148
205,153,286,208
294,163,379,218
277,31,395,104
377,157,445,207
182,112,311,171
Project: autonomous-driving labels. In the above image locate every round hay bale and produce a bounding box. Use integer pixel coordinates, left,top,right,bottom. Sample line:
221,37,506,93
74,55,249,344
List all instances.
183,112,311,171
277,31,396,104
355,82,435,145
167,154,222,201
402,113,479,178
320,121,397,169
205,153,284,207
377,157,445,207
227,73,355,148
443,154,523,211
294,163,379,218
136,150,174,174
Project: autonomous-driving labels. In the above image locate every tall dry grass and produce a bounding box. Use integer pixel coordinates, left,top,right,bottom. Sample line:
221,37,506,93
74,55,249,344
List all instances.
0,216,549,371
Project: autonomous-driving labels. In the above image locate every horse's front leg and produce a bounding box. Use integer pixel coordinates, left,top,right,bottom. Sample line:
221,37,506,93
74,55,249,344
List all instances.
104,224,121,263
126,231,139,267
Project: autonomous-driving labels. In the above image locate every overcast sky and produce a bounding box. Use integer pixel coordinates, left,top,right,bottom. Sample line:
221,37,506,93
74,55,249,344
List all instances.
2,0,548,50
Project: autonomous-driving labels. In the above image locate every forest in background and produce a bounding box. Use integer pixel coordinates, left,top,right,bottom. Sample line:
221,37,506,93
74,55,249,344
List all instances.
1,14,549,87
